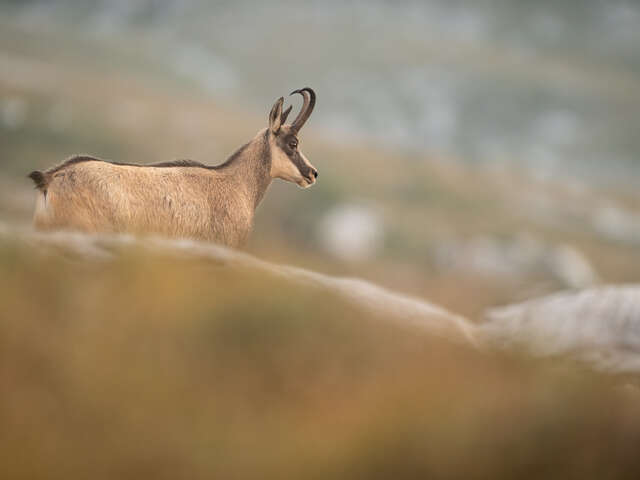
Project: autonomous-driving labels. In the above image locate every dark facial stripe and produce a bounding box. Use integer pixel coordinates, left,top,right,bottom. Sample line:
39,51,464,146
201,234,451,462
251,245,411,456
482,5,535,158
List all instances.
273,129,313,179
292,151,313,178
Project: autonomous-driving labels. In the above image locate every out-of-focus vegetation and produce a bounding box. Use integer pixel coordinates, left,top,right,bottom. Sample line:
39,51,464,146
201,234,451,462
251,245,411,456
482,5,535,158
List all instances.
1,2,640,477
2,240,640,479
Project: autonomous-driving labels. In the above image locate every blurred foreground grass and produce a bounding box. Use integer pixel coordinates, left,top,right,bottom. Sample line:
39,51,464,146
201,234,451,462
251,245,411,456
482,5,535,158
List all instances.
2,242,640,479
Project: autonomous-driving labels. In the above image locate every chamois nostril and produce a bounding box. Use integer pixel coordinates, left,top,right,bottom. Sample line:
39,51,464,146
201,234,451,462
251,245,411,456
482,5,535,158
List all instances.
313,170,318,179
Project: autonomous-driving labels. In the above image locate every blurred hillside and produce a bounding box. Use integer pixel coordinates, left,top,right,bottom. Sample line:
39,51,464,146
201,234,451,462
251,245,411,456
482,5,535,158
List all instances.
0,1,639,317
2,228,640,479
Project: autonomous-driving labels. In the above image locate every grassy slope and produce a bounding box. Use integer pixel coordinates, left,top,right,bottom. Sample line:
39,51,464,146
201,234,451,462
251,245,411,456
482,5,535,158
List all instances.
2,239,640,479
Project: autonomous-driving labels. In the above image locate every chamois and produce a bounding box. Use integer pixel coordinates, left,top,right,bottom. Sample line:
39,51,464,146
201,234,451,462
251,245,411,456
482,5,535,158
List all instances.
28,88,319,247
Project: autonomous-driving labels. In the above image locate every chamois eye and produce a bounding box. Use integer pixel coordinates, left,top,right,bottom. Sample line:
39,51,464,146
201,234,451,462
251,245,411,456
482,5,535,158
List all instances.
289,141,298,149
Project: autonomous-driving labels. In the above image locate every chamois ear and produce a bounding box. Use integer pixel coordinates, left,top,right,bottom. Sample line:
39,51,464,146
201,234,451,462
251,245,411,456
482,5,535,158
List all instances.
280,105,293,125
269,97,284,134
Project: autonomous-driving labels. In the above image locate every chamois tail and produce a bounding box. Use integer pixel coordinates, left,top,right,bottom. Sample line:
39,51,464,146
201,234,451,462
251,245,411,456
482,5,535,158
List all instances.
28,170,49,191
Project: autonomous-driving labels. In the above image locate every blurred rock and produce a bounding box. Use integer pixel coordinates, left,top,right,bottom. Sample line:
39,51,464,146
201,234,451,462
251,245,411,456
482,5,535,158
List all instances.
548,244,599,288
434,234,598,288
482,285,640,374
592,203,640,245
319,204,383,262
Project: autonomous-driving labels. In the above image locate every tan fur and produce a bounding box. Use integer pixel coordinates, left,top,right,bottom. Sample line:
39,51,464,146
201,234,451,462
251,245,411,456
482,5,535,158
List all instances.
32,126,317,248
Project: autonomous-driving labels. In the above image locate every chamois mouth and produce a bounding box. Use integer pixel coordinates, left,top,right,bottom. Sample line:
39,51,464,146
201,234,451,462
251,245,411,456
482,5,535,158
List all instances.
298,175,316,188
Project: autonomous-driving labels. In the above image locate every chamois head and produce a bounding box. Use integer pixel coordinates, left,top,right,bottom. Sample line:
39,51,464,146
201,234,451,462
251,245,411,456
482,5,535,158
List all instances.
267,88,318,188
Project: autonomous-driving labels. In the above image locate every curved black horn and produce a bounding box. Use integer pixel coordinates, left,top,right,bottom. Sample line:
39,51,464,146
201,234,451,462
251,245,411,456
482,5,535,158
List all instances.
289,87,316,132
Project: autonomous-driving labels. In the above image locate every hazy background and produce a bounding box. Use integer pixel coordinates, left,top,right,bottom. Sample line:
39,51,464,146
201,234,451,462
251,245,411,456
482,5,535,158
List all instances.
2,2,640,477
4,0,640,182
1,0,639,317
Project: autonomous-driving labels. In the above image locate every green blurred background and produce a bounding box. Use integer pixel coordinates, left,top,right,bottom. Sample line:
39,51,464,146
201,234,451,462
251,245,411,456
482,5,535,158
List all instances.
1,1,640,478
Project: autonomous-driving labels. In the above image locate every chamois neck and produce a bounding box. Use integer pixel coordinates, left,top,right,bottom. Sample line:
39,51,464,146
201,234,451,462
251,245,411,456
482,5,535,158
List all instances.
217,128,272,209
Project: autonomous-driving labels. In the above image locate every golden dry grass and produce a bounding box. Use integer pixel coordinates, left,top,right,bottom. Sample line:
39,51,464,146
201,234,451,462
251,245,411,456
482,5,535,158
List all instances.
1,241,640,479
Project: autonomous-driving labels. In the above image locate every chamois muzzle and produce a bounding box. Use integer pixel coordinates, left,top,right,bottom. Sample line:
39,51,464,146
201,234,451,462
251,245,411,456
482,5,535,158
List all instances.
289,87,316,133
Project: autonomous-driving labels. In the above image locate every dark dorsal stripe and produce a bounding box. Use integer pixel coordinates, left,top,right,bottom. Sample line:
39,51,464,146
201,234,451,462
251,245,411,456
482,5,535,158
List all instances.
30,139,259,191
45,155,211,176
